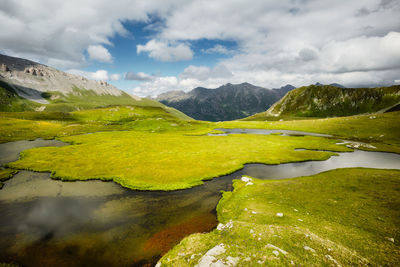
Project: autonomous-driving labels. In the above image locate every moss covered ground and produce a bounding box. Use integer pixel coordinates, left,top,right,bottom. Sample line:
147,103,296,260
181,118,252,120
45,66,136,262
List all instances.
159,168,400,266
219,111,400,153
0,105,200,143
0,169,17,189
7,132,350,190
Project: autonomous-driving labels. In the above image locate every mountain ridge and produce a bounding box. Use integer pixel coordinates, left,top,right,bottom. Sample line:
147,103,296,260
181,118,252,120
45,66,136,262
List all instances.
245,84,400,119
156,83,295,121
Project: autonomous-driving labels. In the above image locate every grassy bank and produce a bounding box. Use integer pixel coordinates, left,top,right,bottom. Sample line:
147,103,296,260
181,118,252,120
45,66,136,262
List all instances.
7,132,350,190
218,111,400,153
0,169,17,189
159,168,400,266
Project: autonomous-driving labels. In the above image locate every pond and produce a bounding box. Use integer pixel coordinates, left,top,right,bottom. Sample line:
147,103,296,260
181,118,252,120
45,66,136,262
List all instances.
0,133,399,266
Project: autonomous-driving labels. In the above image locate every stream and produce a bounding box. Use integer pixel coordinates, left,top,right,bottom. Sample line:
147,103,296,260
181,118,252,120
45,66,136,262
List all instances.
0,131,399,267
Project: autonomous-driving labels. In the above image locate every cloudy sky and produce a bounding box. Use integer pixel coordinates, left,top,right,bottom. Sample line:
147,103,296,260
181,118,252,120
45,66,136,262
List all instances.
1,0,399,97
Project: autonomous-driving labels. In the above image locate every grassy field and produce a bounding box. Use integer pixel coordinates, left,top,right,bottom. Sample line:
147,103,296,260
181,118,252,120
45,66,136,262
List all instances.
219,111,400,153
0,106,200,143
7,132,350,190
159,168,400,266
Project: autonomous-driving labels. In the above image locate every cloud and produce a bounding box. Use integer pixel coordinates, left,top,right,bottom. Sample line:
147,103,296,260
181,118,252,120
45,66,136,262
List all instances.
67,69,121,81
0,0,182,68
136,39,193,62
87,45,113,63
202,45,233,55
109,73,121,81
125,71,155,81
2,0,400,91
180,65,233,81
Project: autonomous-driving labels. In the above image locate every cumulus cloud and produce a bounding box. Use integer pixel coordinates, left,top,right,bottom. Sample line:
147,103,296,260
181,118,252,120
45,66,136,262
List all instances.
202,45,233,55
132,65,234,97
87,45,113,63
0,0,182,68
137,39,193,62
109,73,121,81
125,71,155,81
2,0,400,94
67,69,121,81
180,65,233,81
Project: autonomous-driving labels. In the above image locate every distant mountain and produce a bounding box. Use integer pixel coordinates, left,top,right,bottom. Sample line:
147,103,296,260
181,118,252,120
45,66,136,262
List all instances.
156,83,295,121
0,54,170,113
250,84,400,119
315,82,345,88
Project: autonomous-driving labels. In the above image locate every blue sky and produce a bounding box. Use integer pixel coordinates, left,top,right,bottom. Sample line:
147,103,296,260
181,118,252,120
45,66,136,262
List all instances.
87,19,237,92
1,0,400,97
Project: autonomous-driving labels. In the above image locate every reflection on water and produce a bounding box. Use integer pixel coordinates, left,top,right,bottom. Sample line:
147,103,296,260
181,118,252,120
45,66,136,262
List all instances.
0,136,399,266
210,128,332,137
0,138,67,165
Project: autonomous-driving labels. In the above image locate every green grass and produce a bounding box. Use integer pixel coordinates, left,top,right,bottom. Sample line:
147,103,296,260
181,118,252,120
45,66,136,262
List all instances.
0,106,199,143
0,80,41,112
0,169,18,189
218,111,400,153
265,84,400,117
7,132,350,190
159,168,400,266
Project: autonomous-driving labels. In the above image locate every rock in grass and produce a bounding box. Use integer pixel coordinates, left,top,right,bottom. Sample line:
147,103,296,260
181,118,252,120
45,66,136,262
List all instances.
266,244,288,255
241,176,252,182
226,256,239,266
276,212,284,217
195,244,227,267
303,246,316,253
387,237,395,243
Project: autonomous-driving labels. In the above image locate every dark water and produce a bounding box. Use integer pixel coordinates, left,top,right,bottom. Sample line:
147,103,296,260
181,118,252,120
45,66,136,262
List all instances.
0,135,400,266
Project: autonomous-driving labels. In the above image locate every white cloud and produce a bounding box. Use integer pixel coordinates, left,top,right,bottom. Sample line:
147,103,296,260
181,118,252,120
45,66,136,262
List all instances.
2,0,400,91
109,73,121,81
180,65,233,81
67,69,120,81
136,39,193,62
202,45,233,55
125,72,155,81
0,0,183,68
87,45,113,63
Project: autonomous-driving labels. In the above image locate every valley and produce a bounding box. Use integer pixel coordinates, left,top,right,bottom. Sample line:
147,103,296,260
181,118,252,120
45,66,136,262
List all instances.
0,55,399,267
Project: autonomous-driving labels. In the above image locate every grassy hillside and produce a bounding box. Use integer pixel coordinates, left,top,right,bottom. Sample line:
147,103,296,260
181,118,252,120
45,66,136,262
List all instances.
159,168,400,266
0,79,193,121
252,84,400,118
0,105,196,143
0,80,41,111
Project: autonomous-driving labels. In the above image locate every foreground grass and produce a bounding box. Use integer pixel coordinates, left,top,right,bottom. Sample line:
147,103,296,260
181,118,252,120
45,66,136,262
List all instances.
8,132,350,190
159,168,400,266
219,111,400,153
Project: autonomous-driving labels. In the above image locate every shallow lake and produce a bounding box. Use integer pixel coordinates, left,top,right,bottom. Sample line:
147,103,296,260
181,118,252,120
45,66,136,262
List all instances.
0,133,399,266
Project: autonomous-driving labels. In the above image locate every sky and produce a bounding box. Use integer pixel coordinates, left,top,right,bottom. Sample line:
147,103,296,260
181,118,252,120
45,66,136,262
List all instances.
1,0,400,97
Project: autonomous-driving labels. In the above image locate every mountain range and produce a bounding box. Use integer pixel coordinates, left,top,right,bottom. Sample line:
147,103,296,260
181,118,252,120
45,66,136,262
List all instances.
156,83,295,121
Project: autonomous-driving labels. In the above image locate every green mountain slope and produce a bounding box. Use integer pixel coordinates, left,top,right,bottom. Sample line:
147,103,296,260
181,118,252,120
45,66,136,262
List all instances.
0,54,192,120
0,80,41,111
249,84,400,119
